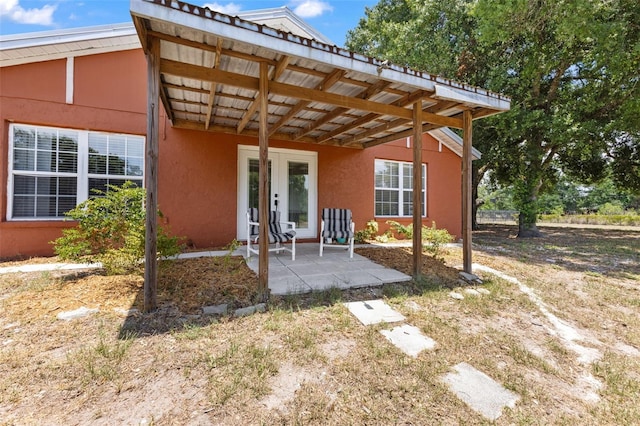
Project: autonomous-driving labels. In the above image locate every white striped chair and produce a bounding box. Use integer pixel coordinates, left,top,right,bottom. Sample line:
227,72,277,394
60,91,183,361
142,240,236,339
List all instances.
319,208,355,258
246,208,296,260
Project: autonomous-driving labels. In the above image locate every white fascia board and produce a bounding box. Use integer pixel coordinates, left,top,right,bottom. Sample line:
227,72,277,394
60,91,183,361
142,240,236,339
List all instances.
428,127,482,160
0,38,141,67
130,0,507,107
434,84,510,111
0,23,137,50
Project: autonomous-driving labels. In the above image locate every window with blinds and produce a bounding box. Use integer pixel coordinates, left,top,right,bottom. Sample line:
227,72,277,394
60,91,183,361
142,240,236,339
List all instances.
374,159,426,217
8,124,144,220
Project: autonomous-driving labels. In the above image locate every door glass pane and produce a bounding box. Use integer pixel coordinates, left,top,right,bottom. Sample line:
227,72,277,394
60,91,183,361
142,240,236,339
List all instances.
288,161,309,228
248,158,271,210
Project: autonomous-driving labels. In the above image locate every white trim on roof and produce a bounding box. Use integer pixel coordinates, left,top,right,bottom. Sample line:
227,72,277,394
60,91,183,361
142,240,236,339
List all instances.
428,127,482,161
0,23,140,67
236,6,334,45
0,6,334,68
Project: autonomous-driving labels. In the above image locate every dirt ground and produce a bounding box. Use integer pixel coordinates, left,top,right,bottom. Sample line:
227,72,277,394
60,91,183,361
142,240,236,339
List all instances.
1,224,638,425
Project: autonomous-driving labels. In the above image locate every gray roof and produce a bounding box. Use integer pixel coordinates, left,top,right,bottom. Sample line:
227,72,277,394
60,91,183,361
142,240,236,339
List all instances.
130,0,509,149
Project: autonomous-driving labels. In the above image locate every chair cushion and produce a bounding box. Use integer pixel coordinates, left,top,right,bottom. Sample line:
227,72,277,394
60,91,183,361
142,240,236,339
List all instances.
248,208,296,242
268,230,296,243
321,208,354,239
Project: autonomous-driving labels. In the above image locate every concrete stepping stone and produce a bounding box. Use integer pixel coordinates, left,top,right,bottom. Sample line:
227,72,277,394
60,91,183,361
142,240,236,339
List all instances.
442,362,519,421
57,306,99,321
449,291,464,300
380,324,436,357
343,299,405,325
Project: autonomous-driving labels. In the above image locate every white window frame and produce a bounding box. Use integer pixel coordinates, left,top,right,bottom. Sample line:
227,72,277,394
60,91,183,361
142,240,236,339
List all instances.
7,123,144,221
374,159,427,218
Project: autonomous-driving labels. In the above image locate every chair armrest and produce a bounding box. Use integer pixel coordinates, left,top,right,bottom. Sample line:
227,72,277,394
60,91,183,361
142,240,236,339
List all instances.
281,220,296,231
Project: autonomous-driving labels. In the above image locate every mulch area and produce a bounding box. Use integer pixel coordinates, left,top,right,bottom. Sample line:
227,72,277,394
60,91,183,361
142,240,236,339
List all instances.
1,246,462,326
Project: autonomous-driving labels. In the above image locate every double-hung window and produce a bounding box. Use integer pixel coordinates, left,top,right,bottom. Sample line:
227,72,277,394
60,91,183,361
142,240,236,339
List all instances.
374,159,426,217
8,123,144,220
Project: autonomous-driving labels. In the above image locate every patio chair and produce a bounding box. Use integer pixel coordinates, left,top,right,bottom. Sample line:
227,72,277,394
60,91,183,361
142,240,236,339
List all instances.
319,208,354,258
246,208,296,261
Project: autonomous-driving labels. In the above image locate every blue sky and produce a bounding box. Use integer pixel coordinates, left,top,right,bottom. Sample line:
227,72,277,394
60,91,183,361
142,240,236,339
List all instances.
0,0,378,46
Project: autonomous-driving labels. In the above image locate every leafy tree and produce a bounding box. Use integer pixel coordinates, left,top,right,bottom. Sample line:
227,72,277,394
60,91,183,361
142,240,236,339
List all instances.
346,0,640,237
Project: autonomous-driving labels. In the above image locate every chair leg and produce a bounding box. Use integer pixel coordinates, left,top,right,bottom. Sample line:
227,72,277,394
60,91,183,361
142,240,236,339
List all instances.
291,238,296,261
348,237,354,258
319,236,324,257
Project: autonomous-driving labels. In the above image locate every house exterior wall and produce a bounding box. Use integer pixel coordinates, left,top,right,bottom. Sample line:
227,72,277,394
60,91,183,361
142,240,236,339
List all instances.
0,48,463,259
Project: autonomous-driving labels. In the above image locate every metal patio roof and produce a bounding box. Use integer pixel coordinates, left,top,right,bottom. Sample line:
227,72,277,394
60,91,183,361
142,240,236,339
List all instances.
130,0,510,149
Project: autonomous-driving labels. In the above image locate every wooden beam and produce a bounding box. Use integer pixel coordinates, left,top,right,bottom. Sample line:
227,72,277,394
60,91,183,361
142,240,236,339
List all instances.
161,59,260,91
462,110,473,273
161,60,451,122
258,61,270,302
237,55,290,134
360,122,439,148
269,69,344,136
144,36,160,313
293,79,391,140
172,118,352,147
412,102,423,278
148,30,275,65
315,90,426,143
204,38,223,130
269,80,413,119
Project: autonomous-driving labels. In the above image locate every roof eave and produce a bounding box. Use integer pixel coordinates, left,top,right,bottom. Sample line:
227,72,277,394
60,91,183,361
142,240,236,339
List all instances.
129,0,510,111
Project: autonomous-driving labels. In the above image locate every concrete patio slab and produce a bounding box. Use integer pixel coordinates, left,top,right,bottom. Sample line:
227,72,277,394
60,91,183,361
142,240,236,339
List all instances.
442,362,520,421
239,243,412,296
380,324,436,357
344,299,406,325
333,271,383,288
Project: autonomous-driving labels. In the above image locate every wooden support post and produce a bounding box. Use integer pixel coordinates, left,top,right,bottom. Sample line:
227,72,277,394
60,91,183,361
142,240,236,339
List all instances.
144,37,160,312
258,62,270,302
462,110,473,274
412,101,423,278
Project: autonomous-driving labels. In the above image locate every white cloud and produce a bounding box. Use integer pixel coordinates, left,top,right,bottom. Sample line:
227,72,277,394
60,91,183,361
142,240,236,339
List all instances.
289,0,333,18
202,2,242,15
0,0,56,25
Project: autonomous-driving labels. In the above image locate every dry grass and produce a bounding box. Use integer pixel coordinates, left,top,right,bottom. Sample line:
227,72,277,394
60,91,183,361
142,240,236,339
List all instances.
1,224,639,425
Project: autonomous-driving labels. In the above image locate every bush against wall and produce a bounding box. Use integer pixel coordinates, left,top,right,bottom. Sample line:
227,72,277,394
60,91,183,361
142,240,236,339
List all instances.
386,220,454,258
52,182,182,274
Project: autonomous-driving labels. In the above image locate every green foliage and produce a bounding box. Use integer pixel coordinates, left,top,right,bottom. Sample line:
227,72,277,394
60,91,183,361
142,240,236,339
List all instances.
354,219,379,243
383,220,453,258
52,182,182,274
599,202,626,216
347,0,640,236
421,222,454,259
386,220,412,239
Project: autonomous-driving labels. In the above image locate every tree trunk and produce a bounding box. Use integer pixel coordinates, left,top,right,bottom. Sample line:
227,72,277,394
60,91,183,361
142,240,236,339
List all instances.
471,163,486,231
516,181,543,238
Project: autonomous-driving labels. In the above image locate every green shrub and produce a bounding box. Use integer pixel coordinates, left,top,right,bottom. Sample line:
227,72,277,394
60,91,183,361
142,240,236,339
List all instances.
386,220,412,239
52,182,182,274
383,220,454,258
421,221,454,259
599,202,625,216
354,219,379,243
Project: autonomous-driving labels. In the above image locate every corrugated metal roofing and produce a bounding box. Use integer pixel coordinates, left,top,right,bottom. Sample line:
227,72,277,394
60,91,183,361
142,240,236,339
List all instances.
130,0,510,149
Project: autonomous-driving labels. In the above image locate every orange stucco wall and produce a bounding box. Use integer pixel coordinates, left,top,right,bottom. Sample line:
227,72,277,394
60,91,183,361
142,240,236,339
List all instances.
0,48,463,259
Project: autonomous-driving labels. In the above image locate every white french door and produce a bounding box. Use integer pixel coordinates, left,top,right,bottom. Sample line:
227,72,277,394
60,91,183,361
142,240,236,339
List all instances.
237,146,317,240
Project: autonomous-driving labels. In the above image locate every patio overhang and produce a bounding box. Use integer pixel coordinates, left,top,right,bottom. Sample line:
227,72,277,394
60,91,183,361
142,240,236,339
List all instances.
129,0,510,310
